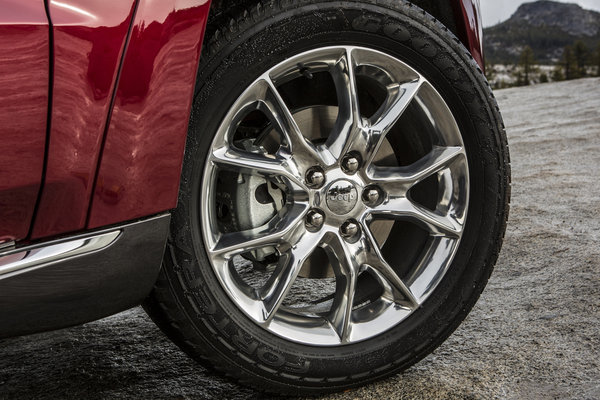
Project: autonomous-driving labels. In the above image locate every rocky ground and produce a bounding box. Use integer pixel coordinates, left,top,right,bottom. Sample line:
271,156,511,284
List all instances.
1,78,598,400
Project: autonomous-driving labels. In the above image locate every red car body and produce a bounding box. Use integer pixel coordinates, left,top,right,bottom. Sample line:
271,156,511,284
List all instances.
0,0,483,337
1,0,211,242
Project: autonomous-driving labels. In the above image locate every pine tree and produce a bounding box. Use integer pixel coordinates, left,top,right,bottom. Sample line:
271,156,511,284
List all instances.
573,40,589,78
562,46,577,80
485,59,496,83
596,42,600,77
552,65,564,82
517,46,536,85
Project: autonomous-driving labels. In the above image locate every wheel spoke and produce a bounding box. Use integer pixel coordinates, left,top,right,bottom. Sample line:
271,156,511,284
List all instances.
329,270,357,342
327,52,424,165
324,225,417,341
369,146,465,193
370,197,463,237
210,145,304,187
322,235,358,342
259,231,323,322
370,79,423,136
210,204,307,258
326,48,362,159
360,78,424,166
361,227,419,307
261,77,321,165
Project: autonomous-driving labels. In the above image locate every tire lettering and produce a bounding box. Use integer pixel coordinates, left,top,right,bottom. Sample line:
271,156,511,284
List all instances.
383,23,410,42
257,347,286,367
197,288,217,315
231,331,259,355
231,330,311,372
352,14,382,33
284,359,310,374
215,315,230,331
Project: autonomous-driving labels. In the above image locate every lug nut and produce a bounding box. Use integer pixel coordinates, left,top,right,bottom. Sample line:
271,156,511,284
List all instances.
363,187,381,206
340,220,359,239
306,209,325,229
306,167,325,188
341,153,361,174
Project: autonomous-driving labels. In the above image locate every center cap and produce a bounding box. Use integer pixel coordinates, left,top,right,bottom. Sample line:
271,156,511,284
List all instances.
326,180,358,215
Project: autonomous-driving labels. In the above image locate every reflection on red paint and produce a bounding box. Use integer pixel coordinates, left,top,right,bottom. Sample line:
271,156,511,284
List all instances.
452,0,484,69
88,1,211,228
0,0,49,242
31,1,136,239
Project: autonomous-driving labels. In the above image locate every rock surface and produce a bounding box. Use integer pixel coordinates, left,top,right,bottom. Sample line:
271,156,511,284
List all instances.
1,78,599,399
484,1,600,63
512,1,599,37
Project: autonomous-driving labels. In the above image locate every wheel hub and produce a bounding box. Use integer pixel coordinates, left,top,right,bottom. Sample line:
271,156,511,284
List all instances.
325,179,359,215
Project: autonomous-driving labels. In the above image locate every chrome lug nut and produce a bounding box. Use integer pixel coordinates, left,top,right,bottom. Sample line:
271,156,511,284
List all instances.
306,209,325,229
363,187,381,206
340,220,359,240
306,167,325,188
341,153,361,174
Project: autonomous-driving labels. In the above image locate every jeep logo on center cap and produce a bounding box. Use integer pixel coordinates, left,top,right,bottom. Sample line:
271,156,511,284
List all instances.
326,180,358,215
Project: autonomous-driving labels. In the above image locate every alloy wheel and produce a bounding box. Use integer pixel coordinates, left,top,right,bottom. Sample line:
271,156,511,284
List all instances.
201,46,469,345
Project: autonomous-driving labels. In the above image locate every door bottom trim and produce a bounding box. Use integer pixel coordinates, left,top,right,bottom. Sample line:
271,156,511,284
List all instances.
0,214,170,338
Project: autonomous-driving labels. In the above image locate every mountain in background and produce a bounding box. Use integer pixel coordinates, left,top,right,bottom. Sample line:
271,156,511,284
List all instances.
484,1,600,64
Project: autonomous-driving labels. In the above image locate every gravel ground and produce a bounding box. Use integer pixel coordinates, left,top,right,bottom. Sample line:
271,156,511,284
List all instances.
1,78,599,400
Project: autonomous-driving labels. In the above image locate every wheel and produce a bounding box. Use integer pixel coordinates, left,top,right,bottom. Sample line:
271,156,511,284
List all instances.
144,0,510,394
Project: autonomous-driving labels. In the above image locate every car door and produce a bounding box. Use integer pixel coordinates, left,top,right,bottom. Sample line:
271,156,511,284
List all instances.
0,0,50,244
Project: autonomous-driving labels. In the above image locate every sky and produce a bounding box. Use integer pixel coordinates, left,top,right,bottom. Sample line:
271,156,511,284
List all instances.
481,0,600,27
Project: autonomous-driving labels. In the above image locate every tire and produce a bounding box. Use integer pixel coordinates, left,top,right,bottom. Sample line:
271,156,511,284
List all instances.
143,0,510,395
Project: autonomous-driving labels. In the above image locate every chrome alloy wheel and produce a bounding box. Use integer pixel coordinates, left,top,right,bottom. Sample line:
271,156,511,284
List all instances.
201,46,469,345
